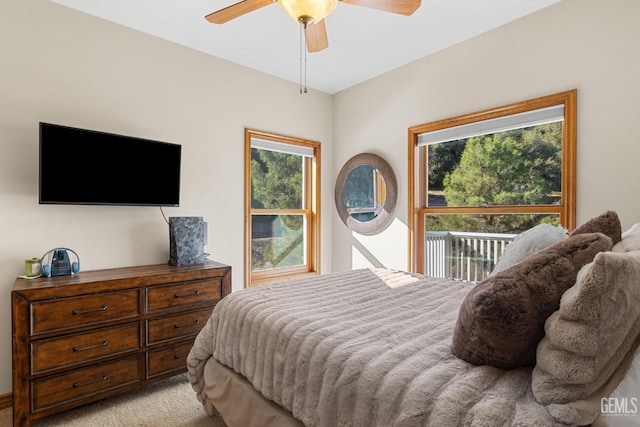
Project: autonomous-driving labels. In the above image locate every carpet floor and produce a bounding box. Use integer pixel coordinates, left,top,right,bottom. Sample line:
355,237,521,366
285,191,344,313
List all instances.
0,374,227,426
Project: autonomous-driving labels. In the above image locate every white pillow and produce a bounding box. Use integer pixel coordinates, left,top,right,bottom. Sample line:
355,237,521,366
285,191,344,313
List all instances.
490,223,568,276
612,223,640,253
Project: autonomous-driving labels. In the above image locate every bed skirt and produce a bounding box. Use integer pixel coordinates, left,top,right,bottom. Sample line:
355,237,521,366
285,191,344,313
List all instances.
203,357,304,427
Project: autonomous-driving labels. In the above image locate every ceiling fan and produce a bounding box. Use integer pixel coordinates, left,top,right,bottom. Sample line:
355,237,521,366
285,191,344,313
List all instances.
205,0,422,53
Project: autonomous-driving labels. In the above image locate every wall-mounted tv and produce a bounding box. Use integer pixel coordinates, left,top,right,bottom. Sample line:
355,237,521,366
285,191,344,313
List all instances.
39,122,182,206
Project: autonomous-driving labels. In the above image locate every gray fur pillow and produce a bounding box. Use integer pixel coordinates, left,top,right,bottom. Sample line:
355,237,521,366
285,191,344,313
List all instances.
532,250,640,406
452,232,613,369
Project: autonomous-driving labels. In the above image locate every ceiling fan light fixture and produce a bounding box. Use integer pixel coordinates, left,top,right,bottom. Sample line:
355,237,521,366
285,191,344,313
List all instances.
278,0,338,26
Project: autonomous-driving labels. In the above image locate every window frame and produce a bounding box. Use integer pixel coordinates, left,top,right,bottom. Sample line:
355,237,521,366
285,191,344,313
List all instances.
244,129,321,287
407,90,577,273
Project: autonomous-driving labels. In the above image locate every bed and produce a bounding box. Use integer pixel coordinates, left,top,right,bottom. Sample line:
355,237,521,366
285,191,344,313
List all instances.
187,213,640,427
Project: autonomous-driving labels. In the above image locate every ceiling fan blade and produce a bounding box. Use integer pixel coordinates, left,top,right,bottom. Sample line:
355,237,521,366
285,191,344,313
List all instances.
205,0,274,24
340,0,421,16
305,20,328,53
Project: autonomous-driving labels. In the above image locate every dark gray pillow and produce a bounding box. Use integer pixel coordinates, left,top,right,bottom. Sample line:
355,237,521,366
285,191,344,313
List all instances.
452,232,613,369
570,211,622,245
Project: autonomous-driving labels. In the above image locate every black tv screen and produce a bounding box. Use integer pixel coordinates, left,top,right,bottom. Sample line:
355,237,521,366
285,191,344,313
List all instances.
39,122,181,206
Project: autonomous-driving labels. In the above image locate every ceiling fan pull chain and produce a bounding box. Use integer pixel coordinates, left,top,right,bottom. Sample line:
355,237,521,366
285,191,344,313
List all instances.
299,24,303,93
299,23,308,94
303,34,308,94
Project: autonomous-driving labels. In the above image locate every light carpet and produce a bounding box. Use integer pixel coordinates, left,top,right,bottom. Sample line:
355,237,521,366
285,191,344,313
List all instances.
0,374,226,426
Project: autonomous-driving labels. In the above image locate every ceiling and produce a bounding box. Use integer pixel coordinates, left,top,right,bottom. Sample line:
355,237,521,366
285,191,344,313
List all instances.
50,0,562,94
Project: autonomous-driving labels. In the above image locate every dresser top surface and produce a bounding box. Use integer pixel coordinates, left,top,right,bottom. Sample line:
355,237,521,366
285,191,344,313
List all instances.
13,261,231,294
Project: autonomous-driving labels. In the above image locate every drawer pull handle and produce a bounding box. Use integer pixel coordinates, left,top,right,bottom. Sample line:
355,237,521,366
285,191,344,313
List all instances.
174,319,200,329
174,353,187,360
72,305,108,315
73,340,109,352
73,374,108,388
174,290,201,298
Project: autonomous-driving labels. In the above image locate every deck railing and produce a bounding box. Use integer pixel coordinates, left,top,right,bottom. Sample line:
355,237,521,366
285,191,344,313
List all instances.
425,231,518,283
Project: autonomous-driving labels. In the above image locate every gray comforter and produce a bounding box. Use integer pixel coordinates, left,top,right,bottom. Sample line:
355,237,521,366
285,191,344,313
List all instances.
187,268,566,426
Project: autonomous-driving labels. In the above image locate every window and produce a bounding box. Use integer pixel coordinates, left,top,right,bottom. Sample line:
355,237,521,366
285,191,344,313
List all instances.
408,90,576,280
245,129,321,287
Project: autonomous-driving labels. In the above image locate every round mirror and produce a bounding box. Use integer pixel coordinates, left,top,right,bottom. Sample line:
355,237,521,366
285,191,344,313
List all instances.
335,153,397,235
342,164,387,223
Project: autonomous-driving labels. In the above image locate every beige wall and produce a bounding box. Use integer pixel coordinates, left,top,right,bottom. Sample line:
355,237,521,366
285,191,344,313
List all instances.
0,0,333,394
331,0,640,272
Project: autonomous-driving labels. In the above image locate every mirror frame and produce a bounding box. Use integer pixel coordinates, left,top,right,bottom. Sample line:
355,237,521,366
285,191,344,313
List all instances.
334,153,398,235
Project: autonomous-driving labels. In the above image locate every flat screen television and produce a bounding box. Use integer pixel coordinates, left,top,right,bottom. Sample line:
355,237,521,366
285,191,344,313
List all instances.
39,122,182,206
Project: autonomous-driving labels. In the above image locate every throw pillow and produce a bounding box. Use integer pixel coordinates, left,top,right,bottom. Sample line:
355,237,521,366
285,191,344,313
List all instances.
451,232,613,369
623,222,640,238
532,250,640,405
491,223,568,276
570,210,622,245
612,223,640,253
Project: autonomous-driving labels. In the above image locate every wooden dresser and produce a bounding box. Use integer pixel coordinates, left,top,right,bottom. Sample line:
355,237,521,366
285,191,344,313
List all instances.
11,261,231,427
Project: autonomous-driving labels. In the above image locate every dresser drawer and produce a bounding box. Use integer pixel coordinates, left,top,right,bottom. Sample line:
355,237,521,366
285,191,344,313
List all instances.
31,323,141,374
146,278,222,313
31,289,141,335
31,354,143,412
147,340,193,377
147,308,212,345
